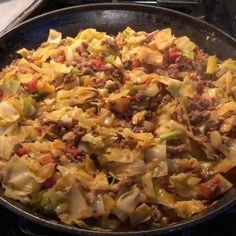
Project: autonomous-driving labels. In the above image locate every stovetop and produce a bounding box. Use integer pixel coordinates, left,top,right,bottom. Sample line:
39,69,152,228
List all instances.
30,0,234,37
0,0,236,235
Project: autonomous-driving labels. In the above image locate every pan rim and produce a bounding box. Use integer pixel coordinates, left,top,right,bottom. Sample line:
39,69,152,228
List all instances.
0,3,236,235
1,3,236,44
1,193,236,235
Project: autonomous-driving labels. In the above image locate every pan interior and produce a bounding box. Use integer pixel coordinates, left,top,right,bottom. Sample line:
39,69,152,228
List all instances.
0,3,236,235
0,3,236,69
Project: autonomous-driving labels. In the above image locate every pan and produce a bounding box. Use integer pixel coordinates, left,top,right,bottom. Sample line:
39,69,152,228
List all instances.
0,3,236,235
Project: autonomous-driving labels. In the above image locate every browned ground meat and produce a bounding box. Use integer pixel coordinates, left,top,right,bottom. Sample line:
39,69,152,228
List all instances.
167,144,188,157
0,27,235,232
190,110,210,125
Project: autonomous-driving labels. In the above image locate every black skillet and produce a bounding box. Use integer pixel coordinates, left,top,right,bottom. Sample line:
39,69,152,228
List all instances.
0,3,236,236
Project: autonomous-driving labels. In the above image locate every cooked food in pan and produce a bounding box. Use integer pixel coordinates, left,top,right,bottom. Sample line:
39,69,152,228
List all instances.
0,27,235,231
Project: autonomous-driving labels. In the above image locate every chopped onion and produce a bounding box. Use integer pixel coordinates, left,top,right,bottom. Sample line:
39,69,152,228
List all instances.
113,207,127,222
129,203,152,225
114,56,124,69
116,186,140,214
145,144,166,162
142,173,156,198
210,131,222,149
90,194,105,217
145,145,168,177
220,115,236,133
69,184,91,219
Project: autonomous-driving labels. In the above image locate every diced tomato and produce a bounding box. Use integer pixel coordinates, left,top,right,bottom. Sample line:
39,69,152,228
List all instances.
211,176,221,185
193,93,201,101
40,153,55,165
73,182,81,190
93,58,103,70
43,174,57,188
131,59,142,69
169,51,179,61
122,75,129,84
56,55,65,63
66,143,80,158
27,78,38,93
200,176,221,199
35,126,45,135
169,48,180,61
17,147,28,157
200,185,214,199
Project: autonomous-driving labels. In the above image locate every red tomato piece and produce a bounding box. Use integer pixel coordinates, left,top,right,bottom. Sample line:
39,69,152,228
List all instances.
66,143,80,158
43,174,57,188
17,147,28,157
27,78,38,93
40,153,55,165
193,93,201,101
56,55,65,63
93,58,103,70
35,126,44,134
200,185,214,199
131,59,142,69
200,176,221,199
169,51,179,61
122,75,129,84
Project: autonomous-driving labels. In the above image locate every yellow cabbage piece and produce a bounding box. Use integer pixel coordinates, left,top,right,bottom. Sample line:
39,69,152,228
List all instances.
108,160,145,179
3,156,54,203
211,102,236,119
57,86,97,106
206,55,217,74
174,200,205,218
81,133,104,149
153,28,175,51
169,173,201,198
215,71,233,95
129,203,152,225
116,186,141,214
104,147,142,163
47,29,62,44
118,128,154,148
174,36,196,59
0,136,18,160
129,46,163,66
0,100,20,126
156,188,175,208
219,59,236,73
142,173,156,198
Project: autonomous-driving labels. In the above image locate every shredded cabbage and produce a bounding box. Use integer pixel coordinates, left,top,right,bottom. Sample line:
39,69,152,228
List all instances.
0,26,235,231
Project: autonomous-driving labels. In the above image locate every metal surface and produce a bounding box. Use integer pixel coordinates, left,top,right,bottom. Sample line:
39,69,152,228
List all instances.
0,0,47,37
0,3,236,235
